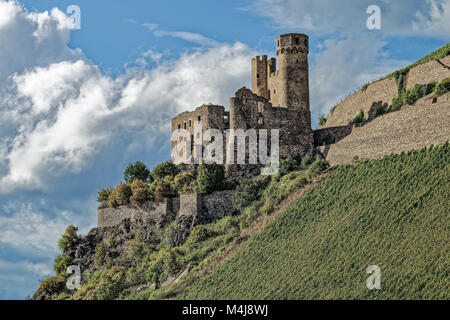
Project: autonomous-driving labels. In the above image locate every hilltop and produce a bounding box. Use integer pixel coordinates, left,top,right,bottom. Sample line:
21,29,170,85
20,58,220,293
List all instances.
32,42,450,301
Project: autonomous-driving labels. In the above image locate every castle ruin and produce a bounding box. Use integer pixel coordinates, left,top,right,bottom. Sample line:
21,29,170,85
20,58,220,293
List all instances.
172,34,315,177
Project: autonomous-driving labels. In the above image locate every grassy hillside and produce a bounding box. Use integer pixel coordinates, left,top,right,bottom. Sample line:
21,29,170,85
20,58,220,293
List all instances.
175,143,449,300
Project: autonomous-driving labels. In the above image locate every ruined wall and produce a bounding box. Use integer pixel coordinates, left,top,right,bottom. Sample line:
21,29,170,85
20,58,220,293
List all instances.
179,193,202,218
98,198,179,228
98,190,237,229
171,105,229,162
252,55,270,99
325,54,450,128
405,55,450,89
229,87,313,160
320,93,450,166
314,125,353,146
201,190,237,223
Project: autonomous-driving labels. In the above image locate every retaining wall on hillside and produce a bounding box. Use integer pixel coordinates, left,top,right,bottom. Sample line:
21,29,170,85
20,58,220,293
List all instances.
324,55,450,128
320,94,450,166
406,55,450,89
98,190,236,228
314,125,353,146
98,198,177,228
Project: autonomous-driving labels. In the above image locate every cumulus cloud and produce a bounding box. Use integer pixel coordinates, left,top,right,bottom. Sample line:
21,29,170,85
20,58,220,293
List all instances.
0,1,255,193
0,0,80,86
250,0,450,38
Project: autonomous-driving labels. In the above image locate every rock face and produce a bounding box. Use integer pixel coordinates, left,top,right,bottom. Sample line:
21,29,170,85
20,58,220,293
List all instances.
320,94,450,166
65,190,238,276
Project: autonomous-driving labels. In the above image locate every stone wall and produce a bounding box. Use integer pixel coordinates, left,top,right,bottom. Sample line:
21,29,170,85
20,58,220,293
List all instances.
320,93,450,166
323,77,398,128
229,87,314,159
405,55,450,90
98,198,178,228
98,190,236,228
313,125,353,146
201,190,237,223
324,54,450,128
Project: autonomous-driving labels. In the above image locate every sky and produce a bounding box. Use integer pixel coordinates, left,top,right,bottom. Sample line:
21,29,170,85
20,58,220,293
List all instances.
0,0,448,299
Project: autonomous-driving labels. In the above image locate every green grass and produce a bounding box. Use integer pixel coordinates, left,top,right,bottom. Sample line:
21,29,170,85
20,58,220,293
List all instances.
389,43,450,78
175,143,450,300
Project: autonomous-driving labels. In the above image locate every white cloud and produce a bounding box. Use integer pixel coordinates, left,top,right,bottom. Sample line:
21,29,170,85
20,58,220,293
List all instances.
0,203,76,254
0,260,52,277
251,0,450,38
0,0,80,86
412,0,450,37
309,35,408,123
0,1,255,193
142,22,219,46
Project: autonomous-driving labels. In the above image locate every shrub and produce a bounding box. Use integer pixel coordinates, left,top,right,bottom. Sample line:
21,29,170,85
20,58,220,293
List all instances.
97,188,114,209
186,225,215,246
124,161,151,183
53,255,72,274
319,115,327,126
151,161,180,181
426,81,437,95
306,159,330,180
300,155,315,169
72,266,127,300
33,274,67,300
130,179,151,207
351,110,366,124
435,77,450,96
94,242,108,268
232,175,271,210
108,189,118,208
172,172,195,194
148,180,157,201
57,225,80,251
402,84,421,105
115,182,132,206
361,83,369,92
155,179,171,202
390,96,403,111
128,232,154,260
196,161,224,194
278,156,302,176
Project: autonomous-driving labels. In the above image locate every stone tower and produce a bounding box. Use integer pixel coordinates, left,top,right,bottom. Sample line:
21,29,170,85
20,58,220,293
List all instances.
276,34,309,111
251,33,311,130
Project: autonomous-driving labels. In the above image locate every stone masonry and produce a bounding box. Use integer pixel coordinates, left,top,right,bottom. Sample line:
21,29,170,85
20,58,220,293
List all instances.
171,34,315,177
98,190,236,228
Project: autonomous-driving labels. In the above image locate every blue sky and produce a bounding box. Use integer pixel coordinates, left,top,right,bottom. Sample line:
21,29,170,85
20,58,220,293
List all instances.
0,0,448,299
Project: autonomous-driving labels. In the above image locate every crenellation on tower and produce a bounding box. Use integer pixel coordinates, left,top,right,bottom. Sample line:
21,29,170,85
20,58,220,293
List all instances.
172,33,315,179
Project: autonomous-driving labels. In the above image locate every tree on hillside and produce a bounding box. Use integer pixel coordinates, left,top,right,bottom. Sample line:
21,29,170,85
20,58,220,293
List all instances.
124,161,151,183
151,161,180,181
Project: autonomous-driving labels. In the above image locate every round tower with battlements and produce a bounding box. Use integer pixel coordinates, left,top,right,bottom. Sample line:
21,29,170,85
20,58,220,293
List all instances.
276,33,309,113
